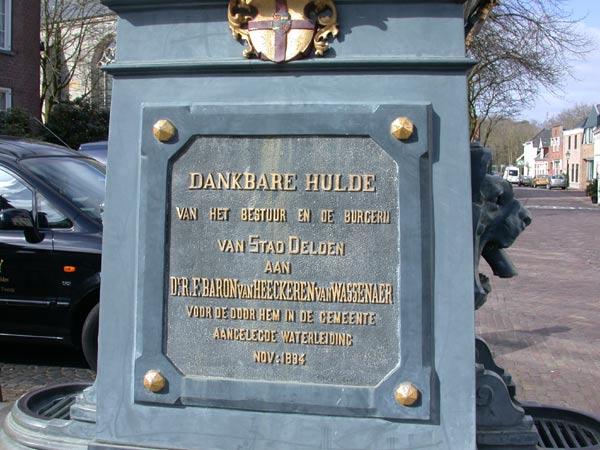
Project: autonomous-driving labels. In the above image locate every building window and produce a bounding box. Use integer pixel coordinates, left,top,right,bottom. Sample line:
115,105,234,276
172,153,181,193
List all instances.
587,160,594,182
0,87,11,111
0,0,10,51
91,37,115,110
552,160,561,173
571,164,580,183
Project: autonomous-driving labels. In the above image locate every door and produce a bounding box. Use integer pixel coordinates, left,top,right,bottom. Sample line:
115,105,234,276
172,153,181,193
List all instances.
0,167,58,338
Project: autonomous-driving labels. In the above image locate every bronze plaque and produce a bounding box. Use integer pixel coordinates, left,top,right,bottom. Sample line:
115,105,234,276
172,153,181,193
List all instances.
166,136,399,387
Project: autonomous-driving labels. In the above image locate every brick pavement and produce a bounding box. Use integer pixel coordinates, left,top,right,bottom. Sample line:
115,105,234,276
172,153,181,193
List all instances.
477,189,600,416
0,344,94,402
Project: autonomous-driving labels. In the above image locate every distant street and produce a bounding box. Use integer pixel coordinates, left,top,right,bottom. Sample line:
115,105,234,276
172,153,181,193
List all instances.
1,186,599,418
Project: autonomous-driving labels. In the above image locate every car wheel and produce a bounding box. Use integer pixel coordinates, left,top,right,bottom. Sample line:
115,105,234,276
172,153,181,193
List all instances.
81,303,99,371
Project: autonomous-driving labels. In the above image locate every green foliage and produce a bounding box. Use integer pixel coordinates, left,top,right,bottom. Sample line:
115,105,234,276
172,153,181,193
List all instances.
44,100,109,149
585,179,598,204
0,108,37,137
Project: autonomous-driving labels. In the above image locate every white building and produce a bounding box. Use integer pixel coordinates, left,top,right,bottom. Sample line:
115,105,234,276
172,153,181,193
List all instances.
519,129,550,177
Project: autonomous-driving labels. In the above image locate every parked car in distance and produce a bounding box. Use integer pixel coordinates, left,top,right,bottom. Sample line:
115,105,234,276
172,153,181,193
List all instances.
78,141,108,165
503,166,520,184
0,136,104,369
548,174,567,190
533,174,549,188
518,175,533,187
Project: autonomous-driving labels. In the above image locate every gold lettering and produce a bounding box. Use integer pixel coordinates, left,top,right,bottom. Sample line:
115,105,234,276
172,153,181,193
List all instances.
303,174,376,192
320,209,334,223
209,207,230,221
254,351,276,363
241,208,287,222
188,173,202,189
344,209,391,224
319,311,376,326
244,172,256,190
288,236,345,256
280,331,353,346
217,239,245,253
176,207,198,220
258,309,281,322
305,173,319,191
187,172,298,191
217,172,230,189
264,261,291,274
298,209,311,223
171,278,392,304
213,327,278,343
186,305,213,318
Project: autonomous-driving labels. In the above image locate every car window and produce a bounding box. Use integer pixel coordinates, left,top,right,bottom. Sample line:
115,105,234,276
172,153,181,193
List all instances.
0,167,72,229
0,167,33,211
22,156,105,224
37,193,73,229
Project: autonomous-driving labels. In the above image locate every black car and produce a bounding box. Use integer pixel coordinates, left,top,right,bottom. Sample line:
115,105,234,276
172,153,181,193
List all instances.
0,136,104,369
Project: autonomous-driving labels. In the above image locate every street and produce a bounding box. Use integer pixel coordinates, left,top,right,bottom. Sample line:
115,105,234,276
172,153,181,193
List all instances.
1,186,599,417
478,186,600,415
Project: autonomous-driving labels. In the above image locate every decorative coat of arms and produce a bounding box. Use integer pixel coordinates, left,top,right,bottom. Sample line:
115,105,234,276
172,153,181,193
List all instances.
228,0,339,63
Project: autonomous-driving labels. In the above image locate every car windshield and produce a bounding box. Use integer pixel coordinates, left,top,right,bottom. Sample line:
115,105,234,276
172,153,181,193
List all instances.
22,156,106,223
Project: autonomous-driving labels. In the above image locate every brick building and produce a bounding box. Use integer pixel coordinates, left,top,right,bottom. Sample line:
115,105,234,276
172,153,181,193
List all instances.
0,0,41,119
548,125,563,175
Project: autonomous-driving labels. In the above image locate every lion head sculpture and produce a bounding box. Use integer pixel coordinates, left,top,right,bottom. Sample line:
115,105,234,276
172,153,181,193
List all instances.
471,143,532,310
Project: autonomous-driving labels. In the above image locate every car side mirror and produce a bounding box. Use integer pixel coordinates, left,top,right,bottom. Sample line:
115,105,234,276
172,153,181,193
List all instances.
0,209,45,243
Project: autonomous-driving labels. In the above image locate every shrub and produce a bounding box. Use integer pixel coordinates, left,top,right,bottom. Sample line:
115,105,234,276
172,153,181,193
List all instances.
44,99,109,149
586,179,598,204
0,108,38,137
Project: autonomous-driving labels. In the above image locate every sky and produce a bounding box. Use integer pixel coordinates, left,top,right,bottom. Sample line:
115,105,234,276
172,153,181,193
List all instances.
517,0,600,123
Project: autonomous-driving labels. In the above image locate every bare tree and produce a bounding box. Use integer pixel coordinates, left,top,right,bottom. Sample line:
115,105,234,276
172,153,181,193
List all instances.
543,103,592,130
467,0,594,140
479,117,539,166
40,0,110,119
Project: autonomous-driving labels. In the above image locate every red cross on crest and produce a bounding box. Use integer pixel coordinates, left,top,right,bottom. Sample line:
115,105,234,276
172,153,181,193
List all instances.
228,0,339,63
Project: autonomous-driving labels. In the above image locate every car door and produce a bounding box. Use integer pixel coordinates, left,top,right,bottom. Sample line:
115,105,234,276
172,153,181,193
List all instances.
0,167,59,338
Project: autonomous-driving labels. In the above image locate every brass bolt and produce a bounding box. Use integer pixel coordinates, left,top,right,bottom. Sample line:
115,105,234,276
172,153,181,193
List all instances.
390,117,414,140
395,382,420,406
144,370,166,393
153,119,176,142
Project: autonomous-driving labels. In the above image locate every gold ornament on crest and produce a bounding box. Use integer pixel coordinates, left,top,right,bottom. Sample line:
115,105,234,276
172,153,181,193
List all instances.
228,0,339,63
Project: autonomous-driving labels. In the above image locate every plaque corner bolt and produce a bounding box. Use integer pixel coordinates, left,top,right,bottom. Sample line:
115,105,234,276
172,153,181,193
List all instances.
153,119,177,142
394,382,420,406
143,369,167,393
390,117,414,141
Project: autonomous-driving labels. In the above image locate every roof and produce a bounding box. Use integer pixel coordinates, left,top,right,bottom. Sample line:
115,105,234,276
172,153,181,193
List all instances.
0,136,80,160
528,128,551,148
582,105,600,130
